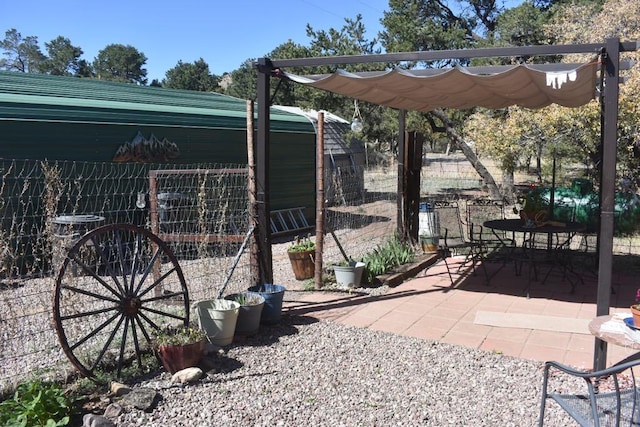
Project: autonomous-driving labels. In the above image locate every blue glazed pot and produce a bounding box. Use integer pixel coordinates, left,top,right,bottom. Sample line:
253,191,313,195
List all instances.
247,284,286,324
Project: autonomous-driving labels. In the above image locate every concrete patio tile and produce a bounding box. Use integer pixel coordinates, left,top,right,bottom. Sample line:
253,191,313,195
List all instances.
568,333,595,353
441,330,485,348
376,309,423,327
562,350,593,369
541,299,583,317
340,314,377,328
478,292,517,307
519,343,567,363
485,327,531,343
409,314,458,332
526,330,573,350
369,318,411,335
404,324,447,341
577,304,598,319
394,300,437,315
427,305,469,320
450,320,492,336
508,297,550,314
356,301,396,318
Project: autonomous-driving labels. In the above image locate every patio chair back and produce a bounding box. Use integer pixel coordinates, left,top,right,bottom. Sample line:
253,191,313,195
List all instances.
427,200,488,285
539,357,640,426
466,199,517,257
433,200,467,250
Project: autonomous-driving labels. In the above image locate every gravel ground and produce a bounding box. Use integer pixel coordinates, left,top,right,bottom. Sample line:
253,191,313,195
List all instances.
111,315,577,426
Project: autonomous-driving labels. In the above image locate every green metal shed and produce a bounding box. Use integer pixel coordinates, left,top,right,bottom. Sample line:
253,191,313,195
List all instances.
0,71,317,213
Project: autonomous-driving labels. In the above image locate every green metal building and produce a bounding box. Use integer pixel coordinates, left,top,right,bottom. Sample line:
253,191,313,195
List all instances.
0,70,317,213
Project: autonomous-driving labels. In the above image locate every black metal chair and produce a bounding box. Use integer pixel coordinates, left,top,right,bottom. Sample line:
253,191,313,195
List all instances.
432,200,488,285
465,198,515,261
539,357,640,426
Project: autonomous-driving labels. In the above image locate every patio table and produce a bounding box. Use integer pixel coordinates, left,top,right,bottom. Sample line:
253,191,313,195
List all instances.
589,313,640,380
482,219,586,294
589,314,640,351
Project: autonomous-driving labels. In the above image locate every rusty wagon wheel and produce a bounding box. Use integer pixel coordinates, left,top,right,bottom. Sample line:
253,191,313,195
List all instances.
53,223,189,379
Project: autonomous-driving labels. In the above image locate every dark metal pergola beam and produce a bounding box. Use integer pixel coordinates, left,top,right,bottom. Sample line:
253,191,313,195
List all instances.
261,42,638,68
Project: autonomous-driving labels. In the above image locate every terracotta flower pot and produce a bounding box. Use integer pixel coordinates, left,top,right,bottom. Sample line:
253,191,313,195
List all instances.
631,305,640,327
157,340,205,374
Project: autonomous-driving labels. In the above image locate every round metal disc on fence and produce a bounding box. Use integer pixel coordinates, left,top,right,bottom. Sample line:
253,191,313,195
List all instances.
52,223,189,379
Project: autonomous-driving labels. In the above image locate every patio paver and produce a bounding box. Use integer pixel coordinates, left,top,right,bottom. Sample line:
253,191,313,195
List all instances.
284,256,640,369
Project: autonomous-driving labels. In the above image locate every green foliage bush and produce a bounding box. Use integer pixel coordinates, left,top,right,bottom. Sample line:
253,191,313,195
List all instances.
361,235,415,284
0,380,75,427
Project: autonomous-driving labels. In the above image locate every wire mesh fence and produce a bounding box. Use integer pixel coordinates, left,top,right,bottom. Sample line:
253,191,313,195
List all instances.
1,154,639,391
0,159,253,391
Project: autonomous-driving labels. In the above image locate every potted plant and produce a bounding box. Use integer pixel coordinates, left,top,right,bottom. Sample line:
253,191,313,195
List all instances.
224,291,265,336
631,290,640,327
287,235,315,280
332,259,366,289
518,189,548,225
154,324,206,374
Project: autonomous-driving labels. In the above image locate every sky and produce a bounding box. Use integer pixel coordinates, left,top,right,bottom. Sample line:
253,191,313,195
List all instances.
2,0,522,83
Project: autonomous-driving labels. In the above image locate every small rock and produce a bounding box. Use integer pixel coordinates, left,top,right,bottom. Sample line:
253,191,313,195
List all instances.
171,367,204,384
120,387,158,411
103,402,123,419
83,413,116,427
110,381,131,396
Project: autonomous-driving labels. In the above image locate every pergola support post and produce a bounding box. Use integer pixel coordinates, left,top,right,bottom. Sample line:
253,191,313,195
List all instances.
407,132,423,242
593,37,621,372
256,58,273,285
397,109,407,239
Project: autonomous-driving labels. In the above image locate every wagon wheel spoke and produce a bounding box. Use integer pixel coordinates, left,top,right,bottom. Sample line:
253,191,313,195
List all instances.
59,283,120,306
140,305,189,322
136,267,179,299
60,304,119,321
142,289,188,304
68,253,125,299
132,247,165,297
133,313,156,346
68,312,121,352
115,317,131,376
89,315,127,372
53,223,190,381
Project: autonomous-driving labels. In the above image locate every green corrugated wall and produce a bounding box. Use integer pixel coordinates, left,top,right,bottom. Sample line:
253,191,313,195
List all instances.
0,71,316,212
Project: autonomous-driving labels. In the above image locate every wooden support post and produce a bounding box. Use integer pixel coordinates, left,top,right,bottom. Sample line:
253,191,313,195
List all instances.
315,112,325,290
246,100,259,286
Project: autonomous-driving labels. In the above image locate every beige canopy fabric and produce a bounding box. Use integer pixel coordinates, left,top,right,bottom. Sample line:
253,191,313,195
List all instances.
284,60,599,111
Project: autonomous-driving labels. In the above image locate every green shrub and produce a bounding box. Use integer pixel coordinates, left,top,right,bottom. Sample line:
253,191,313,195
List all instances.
361,235,415,284
0,380,75,427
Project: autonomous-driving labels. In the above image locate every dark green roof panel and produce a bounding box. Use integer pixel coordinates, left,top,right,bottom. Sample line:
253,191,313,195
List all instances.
0,71,314,134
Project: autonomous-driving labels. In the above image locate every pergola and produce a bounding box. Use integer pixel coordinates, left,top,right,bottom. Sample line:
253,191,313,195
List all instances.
254,38,639,370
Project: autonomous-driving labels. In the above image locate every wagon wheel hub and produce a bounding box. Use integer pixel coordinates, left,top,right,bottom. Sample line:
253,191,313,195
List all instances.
123,296,142,316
